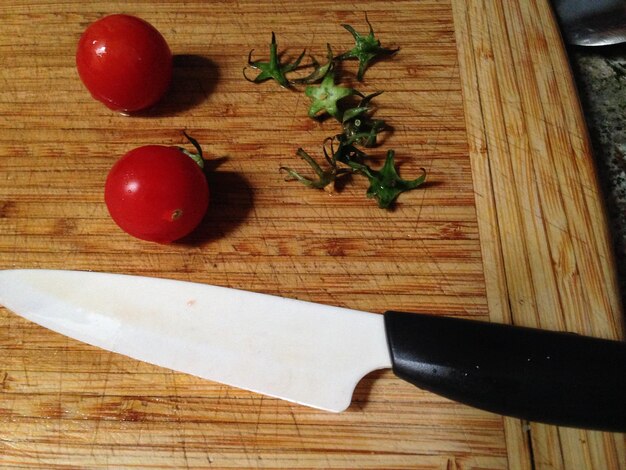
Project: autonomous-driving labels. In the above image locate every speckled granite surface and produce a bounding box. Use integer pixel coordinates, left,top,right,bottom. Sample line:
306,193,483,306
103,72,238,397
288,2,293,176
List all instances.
568,44,625,306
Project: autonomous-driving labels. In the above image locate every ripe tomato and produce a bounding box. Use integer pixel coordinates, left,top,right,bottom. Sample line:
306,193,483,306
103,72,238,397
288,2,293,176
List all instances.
76,14,172,112
105,144,209,243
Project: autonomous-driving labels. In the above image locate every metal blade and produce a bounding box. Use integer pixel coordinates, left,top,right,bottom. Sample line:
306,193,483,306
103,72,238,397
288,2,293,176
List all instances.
0,269,392,412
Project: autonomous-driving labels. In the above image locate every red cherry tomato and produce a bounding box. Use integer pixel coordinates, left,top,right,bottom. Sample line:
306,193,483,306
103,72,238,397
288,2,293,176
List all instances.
105,145,209,243
76,14,172,112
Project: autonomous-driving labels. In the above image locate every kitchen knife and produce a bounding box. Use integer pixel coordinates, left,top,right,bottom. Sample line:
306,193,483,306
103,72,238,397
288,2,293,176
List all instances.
0,269,624,432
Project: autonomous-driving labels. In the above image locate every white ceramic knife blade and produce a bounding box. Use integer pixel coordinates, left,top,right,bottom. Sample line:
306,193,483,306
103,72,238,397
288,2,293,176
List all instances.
0,269,391,412
2,269,625,431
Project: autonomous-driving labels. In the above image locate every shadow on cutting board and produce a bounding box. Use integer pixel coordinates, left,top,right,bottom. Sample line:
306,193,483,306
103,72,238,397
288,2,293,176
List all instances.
138,54,220,117
348,369,390,412
178,161,254,246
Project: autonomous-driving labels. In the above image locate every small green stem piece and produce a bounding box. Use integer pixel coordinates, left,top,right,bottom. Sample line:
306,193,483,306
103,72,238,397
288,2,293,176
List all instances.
177,131,205,169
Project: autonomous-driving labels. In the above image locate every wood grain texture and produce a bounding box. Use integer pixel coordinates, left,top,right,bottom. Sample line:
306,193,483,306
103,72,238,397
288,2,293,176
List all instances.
0,0,622,468
451,0,625,469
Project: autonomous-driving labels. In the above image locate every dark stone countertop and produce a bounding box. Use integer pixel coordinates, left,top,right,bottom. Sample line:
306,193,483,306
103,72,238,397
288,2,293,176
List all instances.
568,44,625,307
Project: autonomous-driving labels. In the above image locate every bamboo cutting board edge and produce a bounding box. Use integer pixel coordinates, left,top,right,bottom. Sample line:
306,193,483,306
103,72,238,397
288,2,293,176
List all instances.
451,1,625,469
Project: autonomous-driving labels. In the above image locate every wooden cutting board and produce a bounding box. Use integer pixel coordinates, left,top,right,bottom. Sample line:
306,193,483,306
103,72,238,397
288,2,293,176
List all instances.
0,1,623,468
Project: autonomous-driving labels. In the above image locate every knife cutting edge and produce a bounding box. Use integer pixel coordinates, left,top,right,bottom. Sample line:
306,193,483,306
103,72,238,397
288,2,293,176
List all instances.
0,269,624,432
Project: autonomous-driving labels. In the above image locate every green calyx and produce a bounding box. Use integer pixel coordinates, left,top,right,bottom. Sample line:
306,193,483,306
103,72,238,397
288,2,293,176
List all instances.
280,137,365,192
341,91,386,147
346,150,426,209
291,43,335,85
335,14,399,81
280,148,341,192
304,70,361,120
244,32,305,88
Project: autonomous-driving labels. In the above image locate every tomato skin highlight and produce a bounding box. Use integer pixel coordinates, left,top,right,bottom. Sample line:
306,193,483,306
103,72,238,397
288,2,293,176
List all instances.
76,14,172,112
105,146,210,243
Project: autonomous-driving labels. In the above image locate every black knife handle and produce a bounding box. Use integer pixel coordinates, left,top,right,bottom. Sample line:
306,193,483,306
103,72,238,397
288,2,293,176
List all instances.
384,311,626,432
